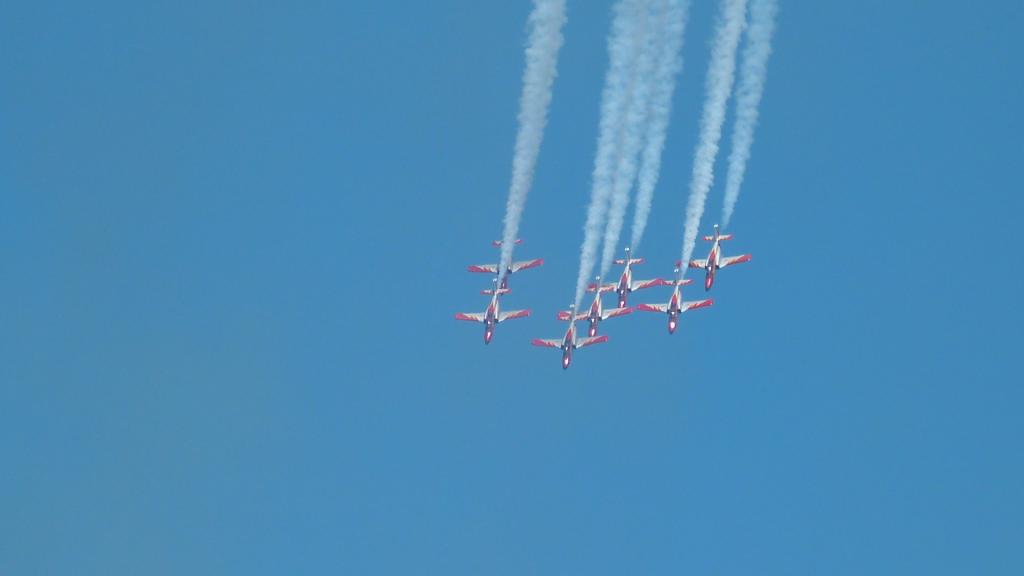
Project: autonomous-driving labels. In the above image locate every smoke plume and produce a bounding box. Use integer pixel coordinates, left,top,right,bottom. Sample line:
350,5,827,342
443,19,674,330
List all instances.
721,0,777,229
498,0,568,280
678,0,747,270
574,0,647,306
629,0,690,251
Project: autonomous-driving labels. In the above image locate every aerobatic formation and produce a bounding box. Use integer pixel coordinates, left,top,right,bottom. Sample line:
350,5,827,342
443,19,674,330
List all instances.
456,0,776,369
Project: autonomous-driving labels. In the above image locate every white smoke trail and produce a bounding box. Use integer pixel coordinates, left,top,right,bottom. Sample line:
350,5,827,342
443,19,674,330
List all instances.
721,0,777,229
598,1,658,278
678,0,747,271
574,0,646,307
629,0,690,252
498,0,567,281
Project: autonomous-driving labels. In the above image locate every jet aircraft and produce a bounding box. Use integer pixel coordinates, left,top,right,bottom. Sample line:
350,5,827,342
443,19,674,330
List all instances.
680,225,752,290
636,274,713,334
532,305,609,369
587,247,666,307
468,240,543,289
455,280,530,344
558,276,631,337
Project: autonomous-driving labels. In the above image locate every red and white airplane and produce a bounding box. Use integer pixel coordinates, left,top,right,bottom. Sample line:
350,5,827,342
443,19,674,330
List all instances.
587,247,667,308
467,239,543,289
636,274,713,334
532,305,609,369
679,225,752,291
455,281,530,344
558,276,632,337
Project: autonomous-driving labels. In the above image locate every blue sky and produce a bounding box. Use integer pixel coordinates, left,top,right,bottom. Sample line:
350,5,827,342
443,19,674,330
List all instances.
3,0,1023,573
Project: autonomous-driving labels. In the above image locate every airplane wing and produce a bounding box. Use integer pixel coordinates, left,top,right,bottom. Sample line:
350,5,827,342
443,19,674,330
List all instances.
575,335,609,349
467,263,499,274
688,259,708,269
497,309,530,322
531,338,563,348
636,303,668,313
586,283,617,293
510,258,543,273
680,299,713,312
630,278,667,291
455,312,486,322
720,254,752,268
600,307,632,320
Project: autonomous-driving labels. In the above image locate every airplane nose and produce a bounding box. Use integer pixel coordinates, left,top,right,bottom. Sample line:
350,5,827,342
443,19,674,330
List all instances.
484,329,493,344
589,325,597,337
669,319,677,334
562,356,570,370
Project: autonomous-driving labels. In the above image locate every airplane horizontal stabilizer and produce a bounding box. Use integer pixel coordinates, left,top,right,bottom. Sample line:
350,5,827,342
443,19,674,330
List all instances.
613,257,645,266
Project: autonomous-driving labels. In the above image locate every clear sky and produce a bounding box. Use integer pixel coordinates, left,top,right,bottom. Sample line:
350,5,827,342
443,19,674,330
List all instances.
3,1,1023,574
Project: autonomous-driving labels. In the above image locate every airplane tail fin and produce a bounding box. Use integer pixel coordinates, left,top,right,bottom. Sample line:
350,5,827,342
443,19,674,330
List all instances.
701,234,733,241
481,288,512,296
492,239,523,247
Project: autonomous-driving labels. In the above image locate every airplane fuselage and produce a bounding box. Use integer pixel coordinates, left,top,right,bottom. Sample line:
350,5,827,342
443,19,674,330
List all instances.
586,293,603,337
616,265,633,307
703,242,721,290
496,263,519,290
561,323,577,369
667,288,682,333
483,295,500,344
